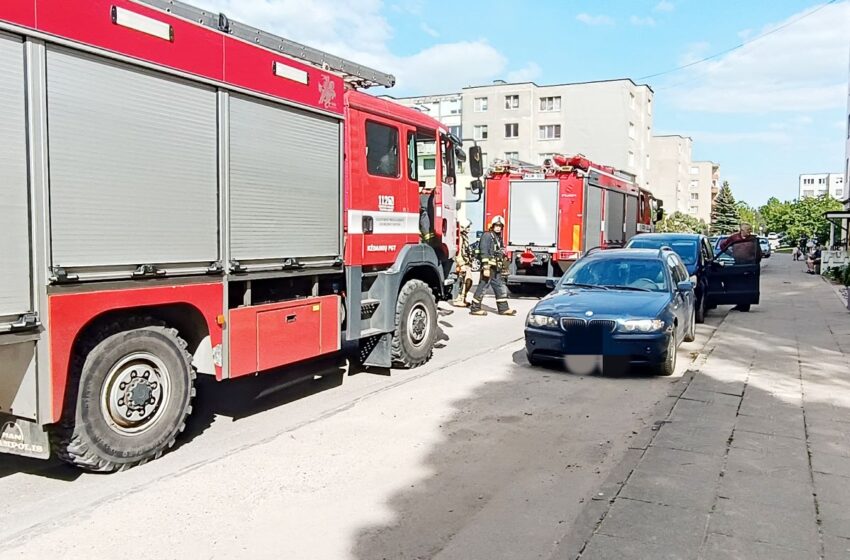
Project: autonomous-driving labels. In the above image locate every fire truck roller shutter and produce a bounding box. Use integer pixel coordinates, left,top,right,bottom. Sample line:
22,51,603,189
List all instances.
508,180,559,248
583,185,603,252
625,194,638,241
604,190,626,246
0,33,31,324
0,33,38,423
46,47,219,269
229,95,341,263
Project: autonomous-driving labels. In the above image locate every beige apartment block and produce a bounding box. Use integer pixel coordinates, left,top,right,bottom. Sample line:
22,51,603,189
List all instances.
690,161,719,224
649,135,693,217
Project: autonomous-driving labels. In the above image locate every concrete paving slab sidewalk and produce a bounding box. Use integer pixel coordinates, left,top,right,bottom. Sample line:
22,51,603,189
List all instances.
558,255,850,559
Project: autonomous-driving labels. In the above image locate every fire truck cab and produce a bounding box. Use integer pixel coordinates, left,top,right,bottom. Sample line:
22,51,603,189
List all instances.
483,155,660,290
0,0,460,470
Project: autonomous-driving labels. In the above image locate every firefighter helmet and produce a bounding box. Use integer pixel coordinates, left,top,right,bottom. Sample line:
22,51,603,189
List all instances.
460,219,472,231
489,216,505,229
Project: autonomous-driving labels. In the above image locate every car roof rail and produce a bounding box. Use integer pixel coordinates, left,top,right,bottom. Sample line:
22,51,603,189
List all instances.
585,247,605,256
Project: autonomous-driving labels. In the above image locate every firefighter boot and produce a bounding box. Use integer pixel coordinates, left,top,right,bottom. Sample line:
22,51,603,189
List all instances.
496,299,517,316
469,298,487,316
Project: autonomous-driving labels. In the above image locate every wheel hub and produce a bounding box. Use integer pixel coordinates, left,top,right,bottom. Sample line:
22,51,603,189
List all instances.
101,353,170,435
407,304,431,347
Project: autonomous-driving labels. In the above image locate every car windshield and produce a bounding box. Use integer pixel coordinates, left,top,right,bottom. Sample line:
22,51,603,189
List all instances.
627,238,698,265
560,258,668,292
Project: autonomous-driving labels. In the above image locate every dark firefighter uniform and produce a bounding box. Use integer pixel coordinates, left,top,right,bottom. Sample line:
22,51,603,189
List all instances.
471,217,516,316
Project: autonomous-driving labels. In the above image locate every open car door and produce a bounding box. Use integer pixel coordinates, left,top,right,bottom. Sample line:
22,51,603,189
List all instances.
706,237,760,309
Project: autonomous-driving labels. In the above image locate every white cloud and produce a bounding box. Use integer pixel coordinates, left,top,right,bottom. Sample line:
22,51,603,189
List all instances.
507,62,542,83
420,22,439,38
667,2,850,113
189,0,511,94
630,15,656,27
654,1,675,13
678,41,710,65
576,13,615,26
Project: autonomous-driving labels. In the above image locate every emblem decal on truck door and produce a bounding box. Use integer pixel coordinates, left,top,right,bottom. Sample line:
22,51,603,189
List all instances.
318,76,337,109
378,195,395,212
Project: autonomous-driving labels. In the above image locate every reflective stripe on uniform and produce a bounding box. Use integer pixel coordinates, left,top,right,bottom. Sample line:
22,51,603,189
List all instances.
495,299,509,303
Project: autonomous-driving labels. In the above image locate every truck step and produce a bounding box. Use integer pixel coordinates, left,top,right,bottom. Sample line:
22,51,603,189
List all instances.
360,299,381,320
360,327,389,338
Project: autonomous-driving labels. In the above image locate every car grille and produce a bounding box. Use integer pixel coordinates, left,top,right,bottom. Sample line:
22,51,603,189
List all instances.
560,318,617,333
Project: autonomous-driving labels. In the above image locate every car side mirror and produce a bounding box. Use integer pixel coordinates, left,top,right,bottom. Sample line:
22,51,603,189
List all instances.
677,280,693,293
545,279,556,290
470,179,483,195
468,146,484,178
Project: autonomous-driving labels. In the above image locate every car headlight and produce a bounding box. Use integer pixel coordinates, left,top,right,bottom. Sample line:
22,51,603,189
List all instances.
527,313,559,328
617,319,666,333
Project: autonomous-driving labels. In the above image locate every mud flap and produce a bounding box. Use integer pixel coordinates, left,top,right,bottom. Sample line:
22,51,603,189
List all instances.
359,333,392,368
0,414,50,460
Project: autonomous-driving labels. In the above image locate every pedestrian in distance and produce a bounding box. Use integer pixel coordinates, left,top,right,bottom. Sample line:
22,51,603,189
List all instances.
452,219,475,308
806,243,822,275
470,216,517,317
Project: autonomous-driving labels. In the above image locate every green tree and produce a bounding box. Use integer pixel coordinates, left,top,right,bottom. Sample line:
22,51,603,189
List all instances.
656,211,708,234
735,201,765,233
757,195,843,245
760,197,792,235
711,182,739,234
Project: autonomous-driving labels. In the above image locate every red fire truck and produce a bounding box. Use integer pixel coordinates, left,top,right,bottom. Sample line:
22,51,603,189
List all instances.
0,0,463,471
483,155,661,290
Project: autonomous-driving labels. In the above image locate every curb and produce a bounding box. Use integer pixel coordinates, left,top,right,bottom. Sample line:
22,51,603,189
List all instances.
549,311,730,560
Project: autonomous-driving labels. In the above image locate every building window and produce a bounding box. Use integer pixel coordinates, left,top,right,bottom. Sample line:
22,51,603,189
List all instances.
538,124,561,140
505,151,519,161
628,151,635,167
628,122,635,139
803,190,815,197
505,94,519,110
473,125,488,140
473,97,488,112
366,121,399,178
689,206,699,215
690,192,699,200
819,178,826,184
630,92,636,109
645,154,650,170
504,123,519,138
540,153,556,164
539,96,561,111
422,157,436,171
647,98,652,115
836,189,844,198
689,166,699,175
448,125,462,139
690,180,699,190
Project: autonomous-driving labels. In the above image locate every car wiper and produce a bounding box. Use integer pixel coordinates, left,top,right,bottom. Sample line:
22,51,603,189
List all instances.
605,285,653,292
562,283,609,290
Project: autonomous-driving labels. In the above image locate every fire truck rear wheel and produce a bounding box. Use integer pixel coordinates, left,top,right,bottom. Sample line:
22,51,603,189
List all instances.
391,279,438,368
55,325,196,472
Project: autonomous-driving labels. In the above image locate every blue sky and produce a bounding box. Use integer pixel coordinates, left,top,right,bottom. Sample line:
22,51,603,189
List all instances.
195,0,850,206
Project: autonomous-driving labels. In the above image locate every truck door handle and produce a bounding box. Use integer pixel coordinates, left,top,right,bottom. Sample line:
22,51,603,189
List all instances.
286,314,297,323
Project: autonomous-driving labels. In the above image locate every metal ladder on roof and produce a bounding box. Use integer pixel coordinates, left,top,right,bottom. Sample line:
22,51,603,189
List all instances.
137,0,396,88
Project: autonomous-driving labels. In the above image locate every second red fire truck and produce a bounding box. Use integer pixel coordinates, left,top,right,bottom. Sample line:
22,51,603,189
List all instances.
483,155,662,290
0,0,465,470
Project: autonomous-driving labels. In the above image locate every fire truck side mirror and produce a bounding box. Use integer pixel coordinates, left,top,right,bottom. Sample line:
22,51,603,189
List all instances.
468,146,484,178
470,179,483,195
655,209,664,223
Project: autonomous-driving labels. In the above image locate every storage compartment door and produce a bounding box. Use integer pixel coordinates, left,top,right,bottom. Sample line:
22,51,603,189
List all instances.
625,194,638,241
46,47,219,273
583,185,603,252
508,180,559,248
0,34,32,325
229,95,342,267
604,191,625,245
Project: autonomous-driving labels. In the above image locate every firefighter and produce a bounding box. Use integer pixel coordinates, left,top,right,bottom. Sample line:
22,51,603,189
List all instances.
470,216,517,316
452,219,474,307
419,181,436,245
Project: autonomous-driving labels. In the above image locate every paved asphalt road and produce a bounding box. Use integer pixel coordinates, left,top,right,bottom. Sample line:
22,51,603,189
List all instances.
0,277,734,559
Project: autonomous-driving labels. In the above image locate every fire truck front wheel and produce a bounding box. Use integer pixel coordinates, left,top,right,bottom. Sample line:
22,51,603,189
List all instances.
391,279,438,368
55,325,196,472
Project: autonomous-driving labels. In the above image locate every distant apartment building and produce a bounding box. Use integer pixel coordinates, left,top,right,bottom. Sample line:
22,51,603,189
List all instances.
387,79,654,232
688,161,719,224
649,135,694,217
799,173,845,199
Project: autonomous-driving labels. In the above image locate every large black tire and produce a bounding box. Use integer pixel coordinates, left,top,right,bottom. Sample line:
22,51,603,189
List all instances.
391,280,438,368
656,335,677,377
695,294,707,324
684,309,696,343
53,323,196,472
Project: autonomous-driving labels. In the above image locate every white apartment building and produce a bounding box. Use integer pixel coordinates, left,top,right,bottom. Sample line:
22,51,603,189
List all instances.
799,173,845,199
387,79,653,233
649,135,694,217
689,161,719,224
